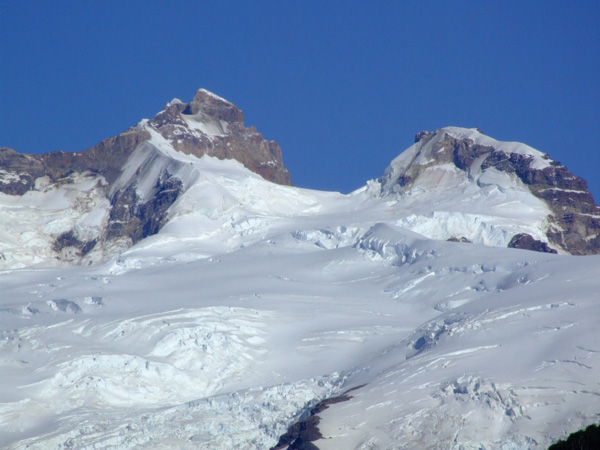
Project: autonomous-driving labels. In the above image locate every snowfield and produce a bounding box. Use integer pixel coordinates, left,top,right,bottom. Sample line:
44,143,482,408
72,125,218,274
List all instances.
1,128,599,449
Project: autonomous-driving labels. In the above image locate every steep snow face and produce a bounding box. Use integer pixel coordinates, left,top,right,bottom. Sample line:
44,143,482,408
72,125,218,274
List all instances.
109,128,201,202
0,131,197,269
104,126,348,269
375,127,556,250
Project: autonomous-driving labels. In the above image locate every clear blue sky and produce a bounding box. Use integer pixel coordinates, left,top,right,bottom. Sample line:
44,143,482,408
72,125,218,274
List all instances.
1,1,599,200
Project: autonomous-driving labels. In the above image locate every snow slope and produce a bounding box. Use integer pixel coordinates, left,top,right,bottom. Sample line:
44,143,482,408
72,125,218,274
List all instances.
1,128,599,449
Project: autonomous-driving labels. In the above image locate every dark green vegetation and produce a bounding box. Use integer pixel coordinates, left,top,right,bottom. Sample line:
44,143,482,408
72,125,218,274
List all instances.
548,423,600,450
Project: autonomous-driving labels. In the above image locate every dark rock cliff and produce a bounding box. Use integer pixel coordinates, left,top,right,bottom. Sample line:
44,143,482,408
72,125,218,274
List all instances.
410,130,600,255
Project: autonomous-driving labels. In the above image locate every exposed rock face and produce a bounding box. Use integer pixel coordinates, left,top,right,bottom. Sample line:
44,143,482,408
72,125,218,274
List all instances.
444,132,600,255
147,89,291,186
0,128,150,194
381,128,600,255
508,233,557,254
0,89,292,265
447,236,472,243
271,386,363,450
106,173,183,244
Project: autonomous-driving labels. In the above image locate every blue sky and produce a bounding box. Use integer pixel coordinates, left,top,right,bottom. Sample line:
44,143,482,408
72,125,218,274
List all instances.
1,1,599,200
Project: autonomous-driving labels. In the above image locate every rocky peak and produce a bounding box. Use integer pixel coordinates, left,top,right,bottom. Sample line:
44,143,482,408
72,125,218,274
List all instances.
183,89,245,124
0,89,293,267
147,89,292,186
381,127,600,255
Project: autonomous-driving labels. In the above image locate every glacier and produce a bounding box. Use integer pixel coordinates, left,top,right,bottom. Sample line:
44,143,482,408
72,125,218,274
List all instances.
1,121,599,449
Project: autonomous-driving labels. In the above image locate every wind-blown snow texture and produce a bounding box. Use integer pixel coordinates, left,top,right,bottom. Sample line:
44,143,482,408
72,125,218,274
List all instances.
1,115,599,449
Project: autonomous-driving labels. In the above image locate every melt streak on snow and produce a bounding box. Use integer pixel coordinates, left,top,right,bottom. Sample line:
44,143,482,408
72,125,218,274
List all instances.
1,127,599,449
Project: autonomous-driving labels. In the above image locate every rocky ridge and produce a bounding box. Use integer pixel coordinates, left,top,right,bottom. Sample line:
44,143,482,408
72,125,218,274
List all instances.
1,100,599,268
378,127,600,255
0,90,291,266
148,89,291,186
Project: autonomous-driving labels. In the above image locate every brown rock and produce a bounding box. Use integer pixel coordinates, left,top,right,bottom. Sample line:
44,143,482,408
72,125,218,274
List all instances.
410,131,600,255
0,89,293,264
148,89,292,186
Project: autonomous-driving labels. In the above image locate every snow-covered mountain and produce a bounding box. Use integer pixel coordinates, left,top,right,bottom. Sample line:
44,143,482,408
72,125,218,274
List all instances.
0,90,291,268
377,126,600,255
1,90,599,450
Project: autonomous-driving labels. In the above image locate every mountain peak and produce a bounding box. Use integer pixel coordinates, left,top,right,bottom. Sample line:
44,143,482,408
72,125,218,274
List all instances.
195,88,233,104
181,88,244,124
378,126,600,255
413,127,553,169
0,89,292,267
146,89,291,186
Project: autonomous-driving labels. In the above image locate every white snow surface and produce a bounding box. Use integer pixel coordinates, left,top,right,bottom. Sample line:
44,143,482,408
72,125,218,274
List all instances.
1,127,599,449
0,171,110,268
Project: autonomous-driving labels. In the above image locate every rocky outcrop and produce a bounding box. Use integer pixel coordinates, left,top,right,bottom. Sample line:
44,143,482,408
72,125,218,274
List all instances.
0,128,150,195
270,386,363,450
148,89,292,186
508,233,557,254
391,129,600,255
0,89,292,265
106,174,183,244
0,147,48,195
